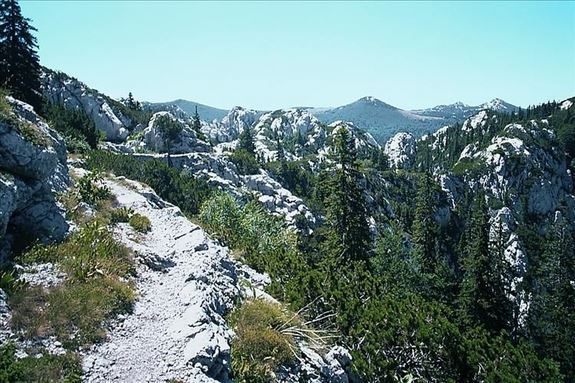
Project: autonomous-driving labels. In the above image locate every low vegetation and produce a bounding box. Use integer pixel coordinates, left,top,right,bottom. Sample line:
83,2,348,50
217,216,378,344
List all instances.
12,222,135,348
228,299,297,383
0,342,82,383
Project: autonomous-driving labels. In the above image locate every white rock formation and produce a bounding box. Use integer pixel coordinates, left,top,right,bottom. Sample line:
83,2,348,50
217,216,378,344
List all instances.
201,106,259,143
0,96,69,261
41,69,133,141
384,132,416,169
126,112,210,154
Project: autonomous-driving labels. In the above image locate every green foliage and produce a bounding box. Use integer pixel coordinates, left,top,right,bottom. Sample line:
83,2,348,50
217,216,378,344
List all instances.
228,299,296,383
155,114,183,153
85,150,212,215
238,127,256,155
322,127,371,263
43,102,98,151
129,213,151,233
0,342,82,383
199,193,306,303
458,193,512,333
110,206,133,223
229,148,260,175
527,217,575,380
12,222,135,349
77,172,112,205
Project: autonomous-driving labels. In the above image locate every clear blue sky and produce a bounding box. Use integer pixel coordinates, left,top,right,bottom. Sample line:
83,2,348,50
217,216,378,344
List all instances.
21,0,575,110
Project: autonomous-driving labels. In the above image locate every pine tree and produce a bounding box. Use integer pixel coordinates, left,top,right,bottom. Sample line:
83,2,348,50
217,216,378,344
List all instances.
458,192,511,333
0,0,42,111
527,216,575,379
412,172,438,275
238,126,256,155
191,105,202,134
323,127,371,263
156,114,182,166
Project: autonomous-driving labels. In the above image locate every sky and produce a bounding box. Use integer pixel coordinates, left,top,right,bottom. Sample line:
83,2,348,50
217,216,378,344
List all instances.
20,0,575,111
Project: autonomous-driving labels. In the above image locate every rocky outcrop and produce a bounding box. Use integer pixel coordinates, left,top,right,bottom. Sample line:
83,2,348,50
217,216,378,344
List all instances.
201,106,259,143
126,112,210,154
41,69,133,141
384,132,416,169
0,96,69,262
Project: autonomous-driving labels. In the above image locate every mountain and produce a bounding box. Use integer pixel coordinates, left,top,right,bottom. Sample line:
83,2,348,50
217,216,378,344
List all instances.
311,96,443,143
148,99,229,123
310,97,519,144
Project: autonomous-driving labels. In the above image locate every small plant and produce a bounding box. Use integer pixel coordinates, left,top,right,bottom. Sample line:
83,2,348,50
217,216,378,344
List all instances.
77,172,111,205
0,269,27,296
129,213,151,233
110,207,133,224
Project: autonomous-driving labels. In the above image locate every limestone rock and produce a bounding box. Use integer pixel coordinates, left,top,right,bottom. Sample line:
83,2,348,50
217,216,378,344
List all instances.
384,132,416,169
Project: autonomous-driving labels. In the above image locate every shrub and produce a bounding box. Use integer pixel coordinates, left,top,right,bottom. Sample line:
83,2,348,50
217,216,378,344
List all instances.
229,300,296,382
77,172,111,205
198,194,307,302
110,207,133,224
129,213,151,233
229,149,260,175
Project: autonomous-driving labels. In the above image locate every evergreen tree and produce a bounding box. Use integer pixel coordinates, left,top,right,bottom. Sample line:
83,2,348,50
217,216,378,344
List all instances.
323,127,371,263
527,216,575,379
458,192,511,333
156,114,182,166
191,105,202,134
0,0,42,111
412,172,439,275
238,126,256,155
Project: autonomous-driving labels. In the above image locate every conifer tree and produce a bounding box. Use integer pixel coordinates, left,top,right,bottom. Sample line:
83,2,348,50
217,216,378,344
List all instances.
323,127,371,263
0,0,42,111
527,216,575,379
458,192,511,333
191,105,202,134
412,172,438,275
238,126,256,155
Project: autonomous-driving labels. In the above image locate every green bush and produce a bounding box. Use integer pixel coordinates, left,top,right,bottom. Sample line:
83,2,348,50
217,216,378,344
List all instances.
198,194,307,302
0,342,82,383
229,300,296,383
110,207,133,224
129,213,151,233
229,149,260,175
77,172,111,205
12,222,135,349
43,102,99,151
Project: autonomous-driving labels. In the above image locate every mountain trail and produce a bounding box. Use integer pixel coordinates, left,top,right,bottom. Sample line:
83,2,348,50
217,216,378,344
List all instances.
82,175,240,383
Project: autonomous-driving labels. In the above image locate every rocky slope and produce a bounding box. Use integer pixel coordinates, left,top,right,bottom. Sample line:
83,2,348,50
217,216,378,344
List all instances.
41,68,137,141
0,96,69,261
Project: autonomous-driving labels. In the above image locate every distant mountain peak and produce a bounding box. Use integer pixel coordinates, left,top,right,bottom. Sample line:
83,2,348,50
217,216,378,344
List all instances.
354,96,398,110
480,98,517,112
